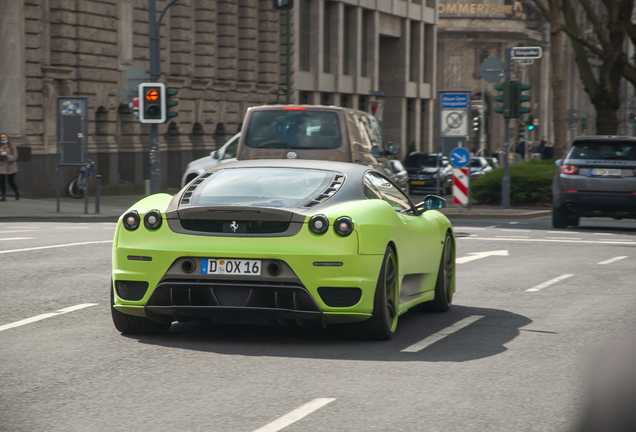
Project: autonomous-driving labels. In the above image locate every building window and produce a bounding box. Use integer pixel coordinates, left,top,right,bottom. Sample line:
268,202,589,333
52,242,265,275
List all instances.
409,21,418,82
361,11,369,77
299,0,311,71
323,3,331,73
343,7,352,76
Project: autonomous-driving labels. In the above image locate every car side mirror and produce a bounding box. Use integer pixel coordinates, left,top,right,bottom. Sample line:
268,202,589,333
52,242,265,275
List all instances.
554,159,562,167
416,195,446,214
388,142,400,155
212,151,220,160
371,145,381,157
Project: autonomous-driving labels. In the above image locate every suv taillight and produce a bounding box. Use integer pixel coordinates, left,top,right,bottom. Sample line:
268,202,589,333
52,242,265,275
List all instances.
562,165,577,175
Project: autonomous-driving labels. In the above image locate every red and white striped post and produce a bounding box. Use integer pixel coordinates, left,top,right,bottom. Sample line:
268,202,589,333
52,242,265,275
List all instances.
453,168,469,205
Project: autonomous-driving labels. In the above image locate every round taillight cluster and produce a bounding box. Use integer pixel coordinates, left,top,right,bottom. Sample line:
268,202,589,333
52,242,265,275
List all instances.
334,217,354,237
309,215,329,234
144,210,163,230
123,211,140,230
562,165,577,175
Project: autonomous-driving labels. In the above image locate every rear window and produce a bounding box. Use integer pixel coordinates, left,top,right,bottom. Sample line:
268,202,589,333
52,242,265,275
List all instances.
569,140,636,161
245,110,342,150
404,155,438,168
194,168,333,208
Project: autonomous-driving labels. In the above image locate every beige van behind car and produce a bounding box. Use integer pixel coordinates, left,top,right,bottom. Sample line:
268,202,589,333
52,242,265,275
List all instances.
236,105,400,183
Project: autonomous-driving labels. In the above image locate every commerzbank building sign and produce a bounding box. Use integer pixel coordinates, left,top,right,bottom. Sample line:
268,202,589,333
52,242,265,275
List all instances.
439,1,523,18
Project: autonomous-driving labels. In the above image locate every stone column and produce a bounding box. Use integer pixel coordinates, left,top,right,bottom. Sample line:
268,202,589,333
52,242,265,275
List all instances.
0,0,26,141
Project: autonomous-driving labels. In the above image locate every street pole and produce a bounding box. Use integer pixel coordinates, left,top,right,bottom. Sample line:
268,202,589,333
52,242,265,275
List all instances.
502,47,511,209
147,0,179,195
480,78,485,154
286,9,291,104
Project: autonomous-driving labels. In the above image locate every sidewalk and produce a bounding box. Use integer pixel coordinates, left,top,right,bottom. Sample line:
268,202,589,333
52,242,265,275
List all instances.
0,193,551,221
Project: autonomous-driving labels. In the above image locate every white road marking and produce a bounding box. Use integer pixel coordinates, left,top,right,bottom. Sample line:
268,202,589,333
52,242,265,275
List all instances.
0,303,98,332
0,240,113,255
594,233,615,236
402,316,485,352
546,237,582,240
252,398,336,432
0,230,35,234
547,231,581,234
0,237,34,242
456,250,508,264
500,229,531,232
597,256,628,265
453,226,486,230
496,235,530,238
526,274,574,292
460,237,636,246
486,225,499,228
55,226,87,229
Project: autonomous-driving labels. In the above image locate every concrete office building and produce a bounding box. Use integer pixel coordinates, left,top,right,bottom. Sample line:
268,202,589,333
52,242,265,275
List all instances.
0,0,437,198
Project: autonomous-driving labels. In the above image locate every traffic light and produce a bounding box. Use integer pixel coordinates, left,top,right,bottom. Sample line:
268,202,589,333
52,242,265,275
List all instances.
493,80,512,119
581,117,587,132
138,82,166,123
527,115,534,131
512,81,531,118
472,116,480,131
273,0,293,9
166,88,178,120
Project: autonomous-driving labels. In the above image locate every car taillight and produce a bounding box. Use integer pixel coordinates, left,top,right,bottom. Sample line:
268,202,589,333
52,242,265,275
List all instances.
123,211,140,230
334,217,354,236
309,214,329,235
562,165,577,175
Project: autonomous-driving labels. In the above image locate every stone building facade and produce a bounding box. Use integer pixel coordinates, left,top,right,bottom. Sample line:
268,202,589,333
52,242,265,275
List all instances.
0,0,438,198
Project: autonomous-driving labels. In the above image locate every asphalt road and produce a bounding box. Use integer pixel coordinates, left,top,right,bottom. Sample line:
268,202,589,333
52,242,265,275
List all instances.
1,216,635,432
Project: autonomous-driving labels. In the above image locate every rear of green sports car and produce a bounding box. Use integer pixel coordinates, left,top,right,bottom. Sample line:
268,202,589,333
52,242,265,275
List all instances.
111,160,455,339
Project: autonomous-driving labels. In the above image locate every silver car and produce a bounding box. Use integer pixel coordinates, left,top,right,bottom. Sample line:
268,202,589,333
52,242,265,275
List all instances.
181,133,240,187
552,136,636,228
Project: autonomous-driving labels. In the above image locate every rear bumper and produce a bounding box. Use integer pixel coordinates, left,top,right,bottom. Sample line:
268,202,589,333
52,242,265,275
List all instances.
556,190,636,218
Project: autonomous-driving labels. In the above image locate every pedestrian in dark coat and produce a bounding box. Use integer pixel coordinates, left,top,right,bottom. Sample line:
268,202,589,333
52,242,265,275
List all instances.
0,133,19,201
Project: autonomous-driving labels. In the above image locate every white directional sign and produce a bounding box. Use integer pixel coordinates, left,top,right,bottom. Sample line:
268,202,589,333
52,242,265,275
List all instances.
456,250,509,264
511,46,542,60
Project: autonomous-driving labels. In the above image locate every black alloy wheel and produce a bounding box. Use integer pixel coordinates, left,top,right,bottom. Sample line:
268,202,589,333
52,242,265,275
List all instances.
429,233,454,312
348,246,399,340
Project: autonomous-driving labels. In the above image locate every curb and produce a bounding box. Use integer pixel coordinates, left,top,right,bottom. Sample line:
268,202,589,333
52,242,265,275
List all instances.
441,210,551,220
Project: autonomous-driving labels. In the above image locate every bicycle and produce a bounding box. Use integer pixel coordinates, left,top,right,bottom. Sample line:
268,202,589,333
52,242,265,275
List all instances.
68,160,95,199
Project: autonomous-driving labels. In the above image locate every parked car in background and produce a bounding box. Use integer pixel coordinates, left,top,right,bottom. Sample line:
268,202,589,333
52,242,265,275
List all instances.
403,153,453,195
181,133,240,187
235,105,400,183
469,157,493,180
485,157,500,169
552,136,636,228
389,160,408,192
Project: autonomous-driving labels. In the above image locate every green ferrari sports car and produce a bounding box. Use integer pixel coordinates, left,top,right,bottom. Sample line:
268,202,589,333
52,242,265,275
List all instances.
111,159,456,340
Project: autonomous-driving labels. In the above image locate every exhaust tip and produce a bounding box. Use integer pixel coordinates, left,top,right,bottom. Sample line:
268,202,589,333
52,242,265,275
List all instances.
182,259,195,273
268,262,281,276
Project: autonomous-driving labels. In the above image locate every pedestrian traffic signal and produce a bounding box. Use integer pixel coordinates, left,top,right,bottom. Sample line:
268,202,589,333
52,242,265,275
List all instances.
138,83,166,123
493,80,513,119
166,88,178,120
273,0,293,10
512,81,531,118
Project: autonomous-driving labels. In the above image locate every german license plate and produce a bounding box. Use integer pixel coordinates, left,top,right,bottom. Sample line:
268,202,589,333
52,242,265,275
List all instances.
591,169,622,176
201,259,261,275
411,181,426,185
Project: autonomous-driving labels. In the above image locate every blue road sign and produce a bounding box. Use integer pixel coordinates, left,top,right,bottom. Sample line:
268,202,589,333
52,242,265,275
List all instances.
441,93,469,110
450,147,470,168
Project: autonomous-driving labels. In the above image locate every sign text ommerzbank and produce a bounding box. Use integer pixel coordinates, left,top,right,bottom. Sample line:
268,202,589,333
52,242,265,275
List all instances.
439,1,523,18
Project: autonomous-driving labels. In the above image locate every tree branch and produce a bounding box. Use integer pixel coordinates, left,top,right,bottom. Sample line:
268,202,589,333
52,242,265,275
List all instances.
530,0,552,22
561,25,606,57
576,0,611,49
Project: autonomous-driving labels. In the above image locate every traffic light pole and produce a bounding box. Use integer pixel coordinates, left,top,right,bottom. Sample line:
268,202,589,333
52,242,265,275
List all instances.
502,48,511,209
148,0,179,194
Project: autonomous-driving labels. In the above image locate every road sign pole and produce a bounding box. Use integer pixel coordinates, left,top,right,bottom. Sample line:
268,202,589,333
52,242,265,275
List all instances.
502,47,512,209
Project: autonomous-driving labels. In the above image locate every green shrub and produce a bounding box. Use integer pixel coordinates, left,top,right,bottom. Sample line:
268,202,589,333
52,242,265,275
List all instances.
471,159,558,206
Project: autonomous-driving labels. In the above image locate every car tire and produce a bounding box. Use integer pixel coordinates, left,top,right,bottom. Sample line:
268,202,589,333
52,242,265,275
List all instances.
111,282,171,335
552,206,568,229
428,232,454,313
568,216,580,227
349,246,399,340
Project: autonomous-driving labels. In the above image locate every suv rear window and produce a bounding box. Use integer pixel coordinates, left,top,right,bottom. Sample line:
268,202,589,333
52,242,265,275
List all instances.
404,155,438,168
245,110,342,150
569,140,636,161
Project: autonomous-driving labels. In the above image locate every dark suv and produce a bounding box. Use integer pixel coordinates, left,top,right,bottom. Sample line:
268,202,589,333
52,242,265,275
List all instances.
552,136,636,228
403,153,453,195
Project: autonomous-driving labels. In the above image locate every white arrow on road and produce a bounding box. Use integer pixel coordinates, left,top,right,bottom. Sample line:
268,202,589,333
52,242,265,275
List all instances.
457,250,508,264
